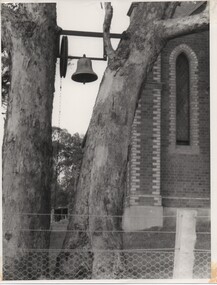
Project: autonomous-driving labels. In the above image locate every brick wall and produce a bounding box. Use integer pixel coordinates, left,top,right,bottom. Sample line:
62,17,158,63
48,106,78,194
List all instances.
161,31,210,208
126,30,209,210
126,56,162,207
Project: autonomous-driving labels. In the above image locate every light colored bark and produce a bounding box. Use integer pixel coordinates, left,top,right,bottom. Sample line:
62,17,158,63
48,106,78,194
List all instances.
160,3,209,40
2,4,59,280
57,2,209,279
103,3,115,59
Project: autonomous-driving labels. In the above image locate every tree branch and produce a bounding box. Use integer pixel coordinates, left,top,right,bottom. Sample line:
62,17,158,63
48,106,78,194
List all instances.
159,3,209,40
1,5,16,49
103,2,115,60
163,2,181,19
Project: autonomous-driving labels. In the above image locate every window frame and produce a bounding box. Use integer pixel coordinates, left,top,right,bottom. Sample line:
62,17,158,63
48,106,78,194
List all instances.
168,44,199,155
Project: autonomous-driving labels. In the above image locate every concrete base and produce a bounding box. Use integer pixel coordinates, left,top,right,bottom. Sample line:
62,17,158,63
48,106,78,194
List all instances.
122,205,163,231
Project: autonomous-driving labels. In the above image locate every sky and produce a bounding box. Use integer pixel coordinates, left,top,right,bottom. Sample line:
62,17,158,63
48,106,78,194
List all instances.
52,1,131,135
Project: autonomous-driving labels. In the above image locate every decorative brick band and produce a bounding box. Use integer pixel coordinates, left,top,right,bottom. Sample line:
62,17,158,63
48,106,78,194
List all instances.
153,55,161,83
126,56,162,208
129,194,162,207
162,196,210,208
168,44,199,154
152,55,162,206
162,196,210,200
128,100,142,202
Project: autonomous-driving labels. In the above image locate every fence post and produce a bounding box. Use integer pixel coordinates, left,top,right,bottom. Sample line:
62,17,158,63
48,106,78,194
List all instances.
173,209,197,279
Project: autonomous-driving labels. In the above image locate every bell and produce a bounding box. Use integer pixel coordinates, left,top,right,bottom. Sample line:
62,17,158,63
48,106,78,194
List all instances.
71,54,98,84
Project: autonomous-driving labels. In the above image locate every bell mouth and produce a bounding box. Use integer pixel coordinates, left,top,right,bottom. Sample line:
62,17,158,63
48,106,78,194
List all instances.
71,72,98,83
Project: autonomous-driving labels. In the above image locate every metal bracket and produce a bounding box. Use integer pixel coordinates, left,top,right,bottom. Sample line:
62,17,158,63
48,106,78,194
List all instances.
58,30,122,77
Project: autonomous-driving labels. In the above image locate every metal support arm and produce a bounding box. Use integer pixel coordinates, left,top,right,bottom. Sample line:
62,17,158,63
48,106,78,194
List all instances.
59,29,122,61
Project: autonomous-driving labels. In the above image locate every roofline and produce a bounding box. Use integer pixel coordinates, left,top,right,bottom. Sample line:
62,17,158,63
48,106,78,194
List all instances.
127,1,207,18
187,1,206,16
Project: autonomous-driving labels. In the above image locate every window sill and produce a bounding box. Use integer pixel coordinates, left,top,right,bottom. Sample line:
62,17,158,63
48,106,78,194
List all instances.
169,144,200,155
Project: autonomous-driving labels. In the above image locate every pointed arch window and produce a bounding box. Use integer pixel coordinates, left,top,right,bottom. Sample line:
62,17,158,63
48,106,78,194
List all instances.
176,53,190,145
169,44,199,154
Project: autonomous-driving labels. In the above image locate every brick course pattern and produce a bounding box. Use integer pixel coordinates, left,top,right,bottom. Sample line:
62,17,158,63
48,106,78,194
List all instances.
127,56,163,207
152,56,162,206
125,101,142,207
126,31,209,209
161,31,210,208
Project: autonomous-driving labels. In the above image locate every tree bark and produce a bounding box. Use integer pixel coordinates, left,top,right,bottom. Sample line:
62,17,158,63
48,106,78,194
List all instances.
2,4,59,280
57,2,209,279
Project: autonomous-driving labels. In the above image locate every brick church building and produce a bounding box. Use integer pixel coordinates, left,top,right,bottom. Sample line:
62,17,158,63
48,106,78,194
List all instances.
122,2,210,279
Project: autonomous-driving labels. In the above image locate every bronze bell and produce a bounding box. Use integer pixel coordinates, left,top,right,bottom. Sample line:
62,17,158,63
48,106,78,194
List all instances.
71,54,98,84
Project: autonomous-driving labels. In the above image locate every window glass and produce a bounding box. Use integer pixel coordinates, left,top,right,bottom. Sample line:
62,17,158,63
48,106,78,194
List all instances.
176,53,190,145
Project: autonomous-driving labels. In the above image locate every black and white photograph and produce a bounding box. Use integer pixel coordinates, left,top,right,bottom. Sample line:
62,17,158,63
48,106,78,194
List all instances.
1,0,216,281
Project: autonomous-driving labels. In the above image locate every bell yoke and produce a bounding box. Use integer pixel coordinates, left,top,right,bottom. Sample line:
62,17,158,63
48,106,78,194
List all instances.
58,30,122,83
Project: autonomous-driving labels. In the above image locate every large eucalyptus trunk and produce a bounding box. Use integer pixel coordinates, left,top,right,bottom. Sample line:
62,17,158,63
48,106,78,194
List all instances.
57,2,208,279
2,4,59,280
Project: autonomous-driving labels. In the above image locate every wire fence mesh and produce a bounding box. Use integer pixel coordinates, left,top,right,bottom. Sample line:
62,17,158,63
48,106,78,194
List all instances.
3,213,211,280
193,251,211,279
3,249,210,280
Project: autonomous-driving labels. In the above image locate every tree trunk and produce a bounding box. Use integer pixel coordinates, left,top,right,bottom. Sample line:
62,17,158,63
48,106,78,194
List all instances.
55,2,208,279
2,4,59,280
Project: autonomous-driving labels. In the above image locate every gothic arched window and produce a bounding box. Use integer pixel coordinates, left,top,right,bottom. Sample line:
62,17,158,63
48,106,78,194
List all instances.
169,44,199,154
176,53,190,145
